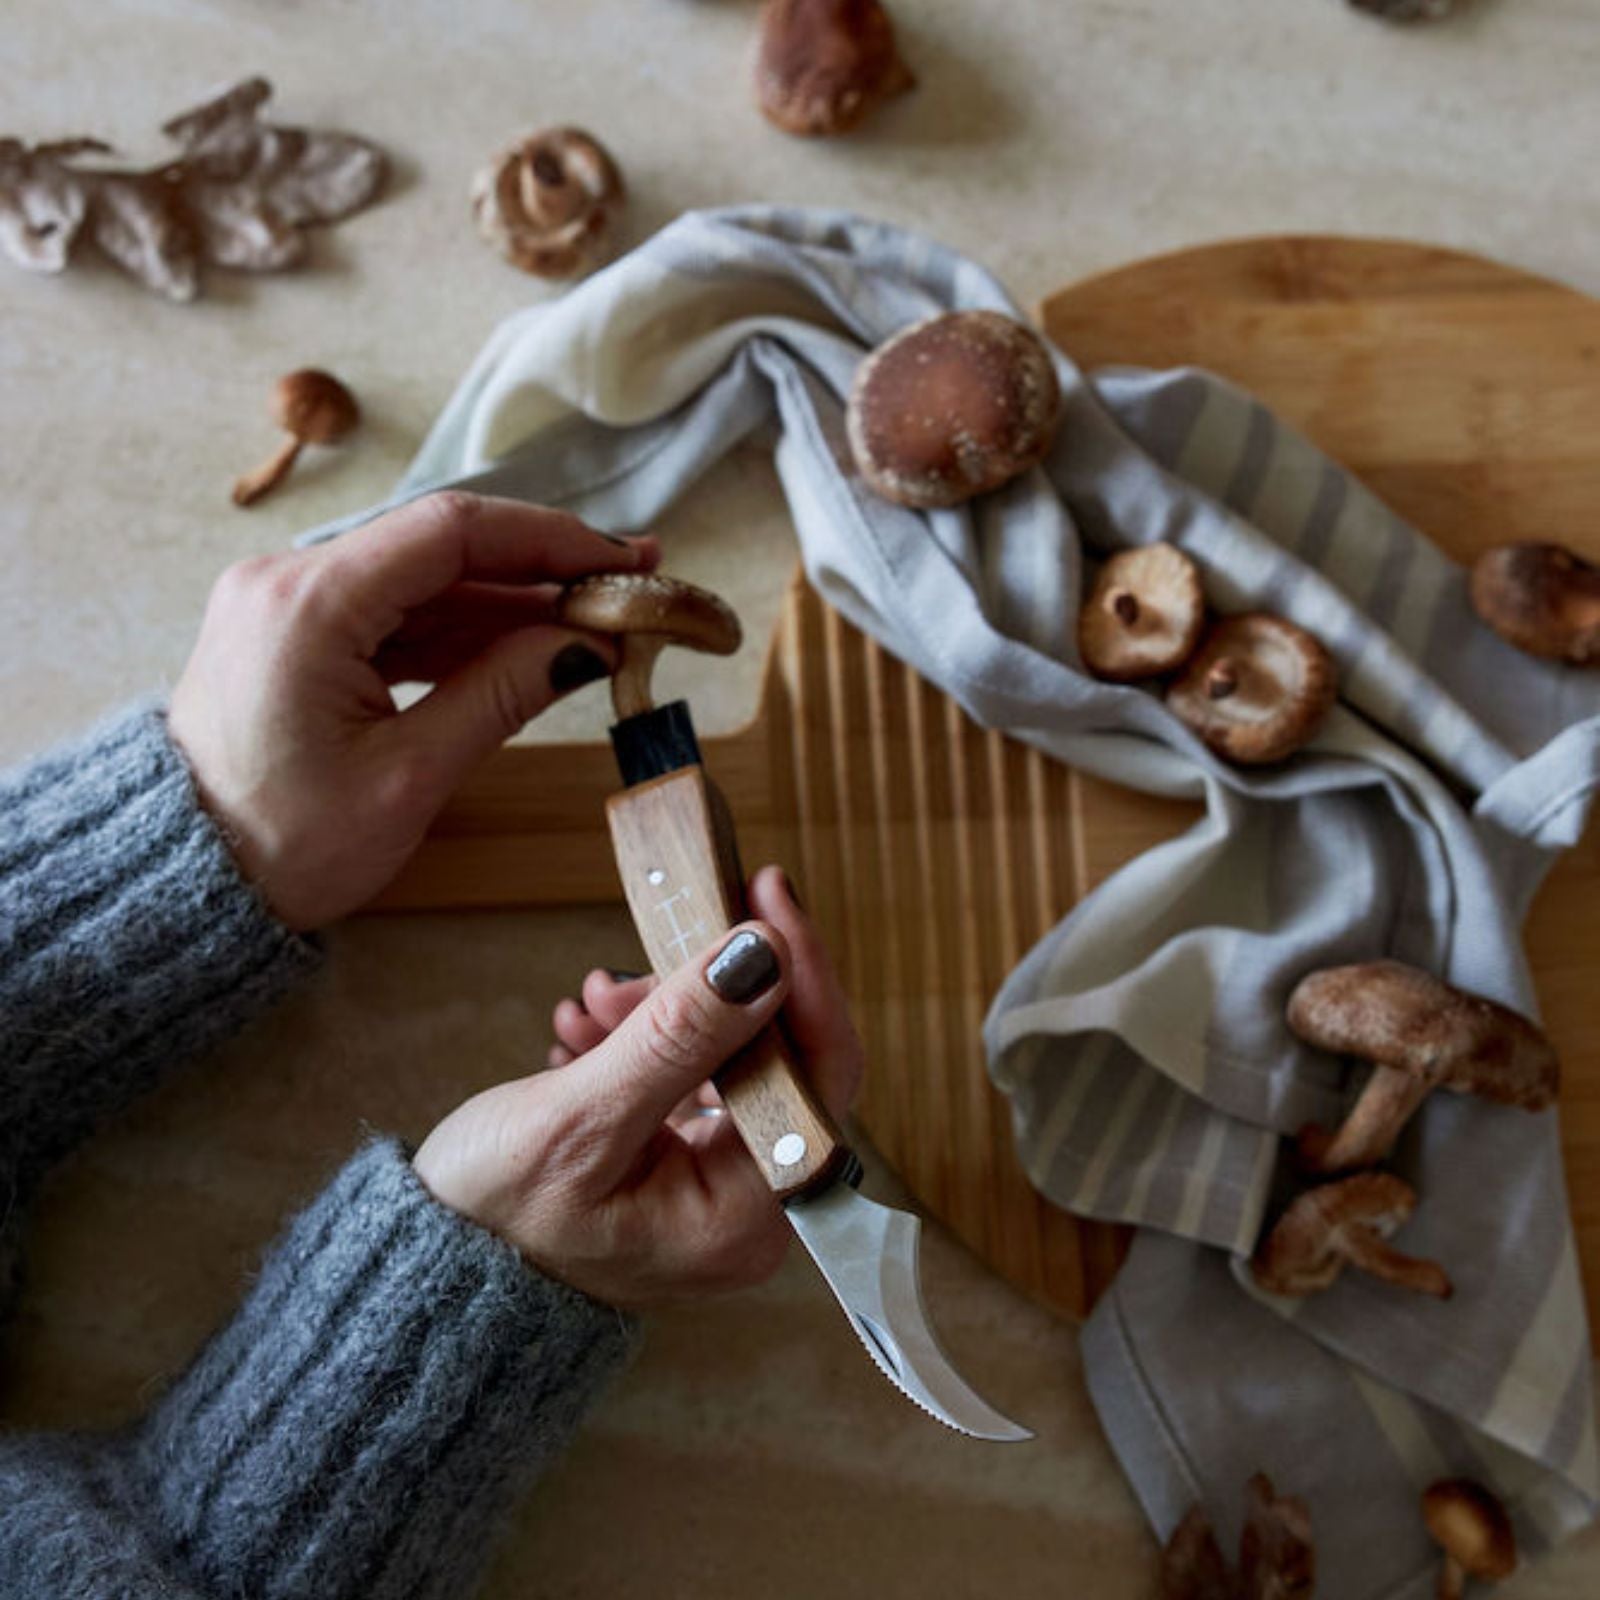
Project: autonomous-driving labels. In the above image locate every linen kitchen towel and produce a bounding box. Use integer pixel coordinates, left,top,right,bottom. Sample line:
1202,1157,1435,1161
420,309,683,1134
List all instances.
305,206,1600,1597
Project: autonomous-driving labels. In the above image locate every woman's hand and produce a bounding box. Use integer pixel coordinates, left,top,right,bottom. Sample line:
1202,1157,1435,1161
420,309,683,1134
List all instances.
412,867,865,1310
168,492,656,930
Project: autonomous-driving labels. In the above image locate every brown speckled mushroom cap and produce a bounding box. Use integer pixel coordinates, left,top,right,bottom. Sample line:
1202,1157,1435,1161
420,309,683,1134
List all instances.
754,0,915,138
1166,613,1335,765
1469,542,1600,666
1252,1172,1451,1300
1288,961,1559,1109
846,310,1062,510
558,572,741,719
1423,1480,1517,1592
1079,544,1206,682
470,127,624,281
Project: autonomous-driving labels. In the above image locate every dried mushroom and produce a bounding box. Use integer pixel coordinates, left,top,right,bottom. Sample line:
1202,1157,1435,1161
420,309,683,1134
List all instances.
471,127,624,281
1348,0,1455,19
233,370,360,507
1423,1480,1516,1598
1289,961,1559,1175
1166,614,1335,765
754,0,915,137
558,572,742,720
1253,1172,1451,1301
846,310,1061,510
0,78,386,300
1161,1474,1315,1600
1079,544,1206,682
1469,542,1600,666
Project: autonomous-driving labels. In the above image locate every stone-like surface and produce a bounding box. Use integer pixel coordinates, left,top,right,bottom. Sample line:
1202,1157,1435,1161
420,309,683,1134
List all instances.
5,1,1600,1594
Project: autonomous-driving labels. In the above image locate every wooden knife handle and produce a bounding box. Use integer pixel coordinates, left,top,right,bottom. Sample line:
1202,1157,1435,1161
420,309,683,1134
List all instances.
606,766,850,1200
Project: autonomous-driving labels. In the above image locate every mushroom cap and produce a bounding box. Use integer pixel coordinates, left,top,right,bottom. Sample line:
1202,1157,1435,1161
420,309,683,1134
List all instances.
1239,1473,1316,1600
470,127,624,280
1470,542,1600,666
556,572,742,656
846,310,1061,510
272,369,358,443
1078,544,1206,682
1158,1506,1233,1600
1252,1172,1417,1296
1165,613,1335,765
754,0,915,137
1423,1480,1517,1580
1287,960,1559,1108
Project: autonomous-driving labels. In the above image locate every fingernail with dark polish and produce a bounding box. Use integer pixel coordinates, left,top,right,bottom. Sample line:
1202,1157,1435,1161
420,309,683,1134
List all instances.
606,968,644,983
780,871,805,912
706,930,780,1004
549,643,610,694
596,530,631,548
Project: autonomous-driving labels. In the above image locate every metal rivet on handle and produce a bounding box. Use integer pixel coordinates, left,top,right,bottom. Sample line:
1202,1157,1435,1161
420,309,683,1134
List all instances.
773,1132,807,1168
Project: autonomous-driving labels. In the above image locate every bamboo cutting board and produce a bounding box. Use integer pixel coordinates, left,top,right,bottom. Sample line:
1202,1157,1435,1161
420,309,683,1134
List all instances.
374,237,1600,1330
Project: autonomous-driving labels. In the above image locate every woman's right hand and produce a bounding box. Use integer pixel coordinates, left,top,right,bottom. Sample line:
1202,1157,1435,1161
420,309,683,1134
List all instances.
412,867,864,1310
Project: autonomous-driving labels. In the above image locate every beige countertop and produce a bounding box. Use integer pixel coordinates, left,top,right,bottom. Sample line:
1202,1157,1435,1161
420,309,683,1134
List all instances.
4,1,1600,1593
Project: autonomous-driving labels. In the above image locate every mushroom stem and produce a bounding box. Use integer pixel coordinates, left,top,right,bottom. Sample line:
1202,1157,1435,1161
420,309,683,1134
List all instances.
612,634,666,721
1109,588,1141,626
1205,659,1239,700
232,436,304,507
1337,1223,1453,1299
1437,1552,1465,1600
1298,1064,1432,1173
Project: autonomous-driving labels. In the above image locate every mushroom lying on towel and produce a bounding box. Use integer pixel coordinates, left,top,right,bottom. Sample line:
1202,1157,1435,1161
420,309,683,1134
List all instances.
1289,960,1560,1175
1252,1172,1452,1300
846,310,1061,510
1165,613,1336,764
1423,1480,1516,1599
557,572,742,720
1469,542,1600,666
1160,1473,1315,1600
1078,544,1206,682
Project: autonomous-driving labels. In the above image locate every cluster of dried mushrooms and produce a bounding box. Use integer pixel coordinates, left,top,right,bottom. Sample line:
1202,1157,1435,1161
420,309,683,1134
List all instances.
1077,542,1338,765
0,78,386,300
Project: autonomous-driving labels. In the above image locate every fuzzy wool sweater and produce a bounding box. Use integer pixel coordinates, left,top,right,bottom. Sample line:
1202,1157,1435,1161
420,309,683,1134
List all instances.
0,706,637,1599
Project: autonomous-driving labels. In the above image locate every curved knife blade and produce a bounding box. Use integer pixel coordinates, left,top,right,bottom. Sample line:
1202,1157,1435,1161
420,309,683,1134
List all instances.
785,1182,1033,1442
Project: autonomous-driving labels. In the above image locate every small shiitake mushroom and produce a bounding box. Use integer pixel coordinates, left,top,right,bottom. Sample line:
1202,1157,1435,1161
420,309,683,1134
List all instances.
846,310,1062,510
1469,542,1600,666
471,127,625,280
1165,614,1335,765
557,572,742,721
1079,544,1206,682
1289,960,1559,1175
754,0,915,138
232,369,359,507
1252,1172,1452,1301
1423,1480,1516,1599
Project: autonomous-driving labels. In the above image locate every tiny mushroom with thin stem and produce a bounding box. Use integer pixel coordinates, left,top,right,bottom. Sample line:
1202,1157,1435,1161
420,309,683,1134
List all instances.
1252,1172,1453,1301
232,369,359,507
1166,613,1336,764
1469,542,1600,666
1423,1480,1516,1598
1079,543,1206,682
557,572,742,721
1289,960,1560,1175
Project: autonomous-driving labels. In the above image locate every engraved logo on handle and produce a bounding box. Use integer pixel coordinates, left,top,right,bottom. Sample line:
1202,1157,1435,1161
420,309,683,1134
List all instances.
648,867,708,966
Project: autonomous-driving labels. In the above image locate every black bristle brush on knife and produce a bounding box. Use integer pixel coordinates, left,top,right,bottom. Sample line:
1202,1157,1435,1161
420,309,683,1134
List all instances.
559,571,1031,1442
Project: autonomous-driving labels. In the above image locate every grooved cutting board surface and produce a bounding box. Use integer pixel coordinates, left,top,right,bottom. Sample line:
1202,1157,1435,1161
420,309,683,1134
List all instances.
378,237,1600,1330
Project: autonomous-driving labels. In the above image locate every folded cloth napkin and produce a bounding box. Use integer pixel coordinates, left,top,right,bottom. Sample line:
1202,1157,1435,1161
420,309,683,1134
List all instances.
305,206,1600,1595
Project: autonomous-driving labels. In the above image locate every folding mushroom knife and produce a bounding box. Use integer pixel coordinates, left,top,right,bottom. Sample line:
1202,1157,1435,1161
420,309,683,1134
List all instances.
604,698,1031,1442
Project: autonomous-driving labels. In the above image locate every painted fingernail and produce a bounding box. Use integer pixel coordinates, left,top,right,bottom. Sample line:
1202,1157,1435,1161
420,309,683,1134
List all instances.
706,930,780,1004
596,530,631,549
549,643,610,693
606,967,644,983
780,870,805,912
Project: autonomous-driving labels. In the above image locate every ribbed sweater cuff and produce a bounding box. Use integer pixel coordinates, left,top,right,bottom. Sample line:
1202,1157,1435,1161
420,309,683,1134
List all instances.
134,1138,638,1600
0,704,321,1190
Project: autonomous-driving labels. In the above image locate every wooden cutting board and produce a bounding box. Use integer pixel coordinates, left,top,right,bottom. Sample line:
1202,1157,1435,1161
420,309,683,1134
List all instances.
373,237,1600,1331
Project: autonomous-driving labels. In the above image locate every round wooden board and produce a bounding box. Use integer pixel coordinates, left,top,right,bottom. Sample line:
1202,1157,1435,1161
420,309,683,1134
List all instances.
857,236,1600,1328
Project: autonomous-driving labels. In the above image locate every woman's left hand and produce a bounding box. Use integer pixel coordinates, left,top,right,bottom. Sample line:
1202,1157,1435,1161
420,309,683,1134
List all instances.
168,491,656,930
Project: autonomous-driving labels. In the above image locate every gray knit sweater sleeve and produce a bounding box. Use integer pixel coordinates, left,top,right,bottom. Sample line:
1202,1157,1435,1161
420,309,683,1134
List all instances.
0,707,638,1599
